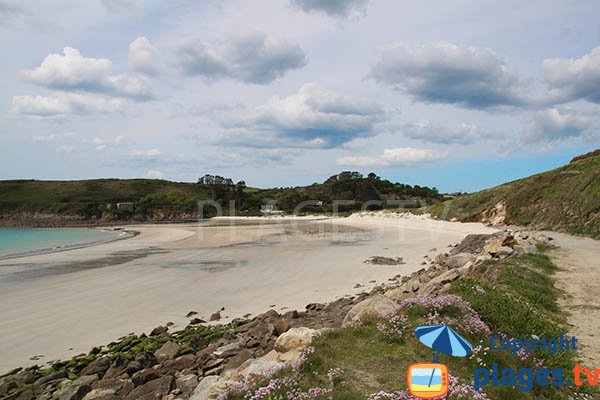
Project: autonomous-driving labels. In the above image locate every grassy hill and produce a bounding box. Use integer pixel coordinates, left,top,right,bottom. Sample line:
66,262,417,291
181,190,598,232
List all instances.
0,173,441,225
427,150,600,238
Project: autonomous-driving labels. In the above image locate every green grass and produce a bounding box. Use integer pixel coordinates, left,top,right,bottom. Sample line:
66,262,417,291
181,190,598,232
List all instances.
227,251,595,400
425,152,600,238
0,174,442,221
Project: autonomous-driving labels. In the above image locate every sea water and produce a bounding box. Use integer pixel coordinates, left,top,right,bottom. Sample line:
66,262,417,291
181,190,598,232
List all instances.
0,228,122,258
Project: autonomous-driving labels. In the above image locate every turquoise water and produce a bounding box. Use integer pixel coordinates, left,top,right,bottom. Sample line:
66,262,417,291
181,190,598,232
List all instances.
0,228,122,258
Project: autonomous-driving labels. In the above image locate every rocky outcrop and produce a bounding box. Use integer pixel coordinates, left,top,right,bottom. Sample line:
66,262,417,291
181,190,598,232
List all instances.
342,295,397,327
384,229,550,301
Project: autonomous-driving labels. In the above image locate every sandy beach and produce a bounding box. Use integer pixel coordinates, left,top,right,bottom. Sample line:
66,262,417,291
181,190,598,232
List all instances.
0,214,495,373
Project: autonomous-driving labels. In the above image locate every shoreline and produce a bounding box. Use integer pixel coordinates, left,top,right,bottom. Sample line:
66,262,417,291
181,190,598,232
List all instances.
0,227,138,262
0,214,496,372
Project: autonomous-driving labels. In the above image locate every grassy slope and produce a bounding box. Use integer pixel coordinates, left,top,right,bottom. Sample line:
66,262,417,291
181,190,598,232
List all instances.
232,249,594,400
426,153,600,238
0,179,214,213
0,176,441,218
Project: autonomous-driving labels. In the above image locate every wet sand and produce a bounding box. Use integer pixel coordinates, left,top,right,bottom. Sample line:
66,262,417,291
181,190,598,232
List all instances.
0,214,495,372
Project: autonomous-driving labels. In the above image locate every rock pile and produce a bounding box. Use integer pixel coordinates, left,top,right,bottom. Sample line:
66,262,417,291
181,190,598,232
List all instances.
0,300,360,400
381,230,549,302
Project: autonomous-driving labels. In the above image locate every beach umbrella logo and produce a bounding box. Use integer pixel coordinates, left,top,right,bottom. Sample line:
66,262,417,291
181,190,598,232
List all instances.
407,324,473,399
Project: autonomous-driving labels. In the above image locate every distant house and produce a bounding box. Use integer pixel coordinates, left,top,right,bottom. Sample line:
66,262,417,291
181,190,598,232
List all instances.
261,204,281,214
116,202,134,212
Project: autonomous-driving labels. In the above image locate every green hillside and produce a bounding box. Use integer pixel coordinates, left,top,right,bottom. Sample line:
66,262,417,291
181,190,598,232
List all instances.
0,172,441,225
427,150,600,238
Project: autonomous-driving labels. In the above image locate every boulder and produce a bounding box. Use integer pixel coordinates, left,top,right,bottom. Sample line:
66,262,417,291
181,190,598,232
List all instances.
134,352,158,369
0,381,17,396
274,327,319,353
102,358,128,380
514,244,537,254
189,376,220,400
213,343,241,358
72,375,99,387
175,374,198,396
124,375,173,400
82,389,120,400
224,349,253,370
91,379,127,394
159,354,198,375
210,312,221,321
273,319,289,336
154,341,180,361
54,383,92,400
383,287,411,302
445,253,476,269
80,357,111,377
131,369,161,386
342,295,397,327
452,234,493,254
36,370,67,386
16,389,36,400
496,246,514,258
421,269,462,294
239,359,285,380
149,326,168,336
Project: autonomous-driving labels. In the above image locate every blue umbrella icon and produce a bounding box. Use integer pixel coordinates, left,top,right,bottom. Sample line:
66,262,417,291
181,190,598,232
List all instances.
414,325,473,388
415,324,473,361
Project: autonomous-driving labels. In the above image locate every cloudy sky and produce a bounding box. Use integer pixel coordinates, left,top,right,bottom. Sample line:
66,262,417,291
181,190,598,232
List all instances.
1,0,599,192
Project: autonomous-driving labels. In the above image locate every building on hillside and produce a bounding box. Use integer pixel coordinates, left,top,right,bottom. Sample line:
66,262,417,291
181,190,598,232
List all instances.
261,203,282,214
116,202,134,212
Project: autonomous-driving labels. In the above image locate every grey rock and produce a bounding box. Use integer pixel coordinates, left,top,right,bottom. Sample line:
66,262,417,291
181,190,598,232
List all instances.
131,368,161,386
125,375,173,400
82,389,120,400
80,357,111,377
154,341,180,362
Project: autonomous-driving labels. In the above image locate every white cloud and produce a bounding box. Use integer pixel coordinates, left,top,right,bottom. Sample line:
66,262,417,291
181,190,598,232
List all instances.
337,147,448,167
290,0,369,17
370,42,527,110
128,36,158,75
145,169,165,178
12,93,124,119
543,46,600,104
127,148,161,158
91,137,106,151
0,0,26,23
174,31,307,84
522,108,591,144
56,145,75,153
33,133,57,142
402,120,500,145
21,47,153,100
101,0,136,14
215,83,384,148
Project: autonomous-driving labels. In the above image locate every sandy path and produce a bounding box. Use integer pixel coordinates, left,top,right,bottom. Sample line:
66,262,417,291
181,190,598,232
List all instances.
548,232,600,365
0,215,494,372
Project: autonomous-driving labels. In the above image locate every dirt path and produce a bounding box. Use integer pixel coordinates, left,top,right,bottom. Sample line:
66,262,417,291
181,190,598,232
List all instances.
547,231,600,365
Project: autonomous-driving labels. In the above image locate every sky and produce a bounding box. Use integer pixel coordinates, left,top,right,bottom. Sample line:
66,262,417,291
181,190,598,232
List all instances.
1,0,599,192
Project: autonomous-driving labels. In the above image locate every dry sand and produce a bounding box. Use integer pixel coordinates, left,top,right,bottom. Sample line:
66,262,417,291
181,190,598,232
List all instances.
549,231,600,365
0,214,495,372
